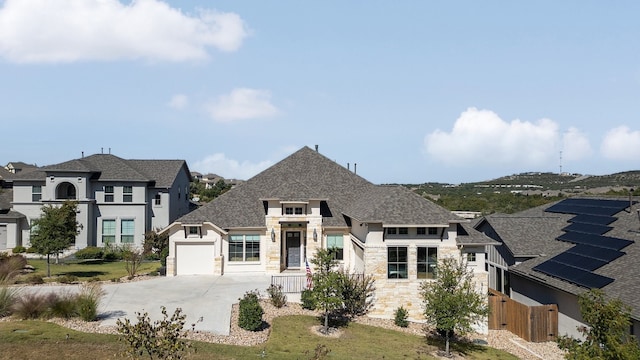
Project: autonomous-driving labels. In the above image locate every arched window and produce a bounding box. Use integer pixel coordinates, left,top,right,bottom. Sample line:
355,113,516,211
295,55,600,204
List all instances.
56,182,77,200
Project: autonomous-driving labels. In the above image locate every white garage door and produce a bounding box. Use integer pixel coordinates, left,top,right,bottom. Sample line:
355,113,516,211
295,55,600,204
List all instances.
176,243,215,275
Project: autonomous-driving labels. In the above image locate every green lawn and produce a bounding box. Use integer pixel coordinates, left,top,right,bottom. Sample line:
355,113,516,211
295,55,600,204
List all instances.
20,259,160,282
0,316,518,360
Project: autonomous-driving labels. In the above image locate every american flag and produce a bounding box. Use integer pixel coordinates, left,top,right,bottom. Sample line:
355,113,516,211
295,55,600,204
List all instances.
305,258,313,289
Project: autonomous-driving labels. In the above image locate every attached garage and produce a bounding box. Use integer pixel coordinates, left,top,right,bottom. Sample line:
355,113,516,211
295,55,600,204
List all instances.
175,242,215,275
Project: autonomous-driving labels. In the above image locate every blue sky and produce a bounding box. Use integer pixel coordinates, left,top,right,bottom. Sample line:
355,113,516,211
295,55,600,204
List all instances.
1,1,640,184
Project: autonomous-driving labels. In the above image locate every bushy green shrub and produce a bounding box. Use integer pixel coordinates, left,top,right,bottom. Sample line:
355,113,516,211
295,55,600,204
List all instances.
301,289,317,310
12,246,26,254
0,285,17,317
25,247,37,254
338,272,375,317
57,274,78,284
394,306,409,327
160,247,169,267
74,246,104,260
76,283,104,321
25,274,44,285
238,290,264,331
48,293,78,319
267,284,287,308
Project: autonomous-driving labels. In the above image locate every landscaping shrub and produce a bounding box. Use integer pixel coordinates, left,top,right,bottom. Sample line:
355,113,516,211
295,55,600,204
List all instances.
238,290,264,331
267,284,287,308
0,285,17,317
394,306,409,328
0,254,27,282
25,247,37,254
12,246,26,254
76,283,104,321
25,274,44,285
74,246,104,260
13,292,57,319
160,247,169,267
338,272,375,317
117,306,192,360
301,289,317,310
48,292,78,319
57,274,78,284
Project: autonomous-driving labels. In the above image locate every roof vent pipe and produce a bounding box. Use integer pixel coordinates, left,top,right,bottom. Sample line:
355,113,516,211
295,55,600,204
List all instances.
101,147,103,154
354,163,357,174
315,145,318,152
347,163,350,171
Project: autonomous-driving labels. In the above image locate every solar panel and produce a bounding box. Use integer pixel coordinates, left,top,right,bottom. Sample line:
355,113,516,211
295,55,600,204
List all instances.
570,214,617,226
549,252,607,271
559,198,632,208
546,199,632,217
557,232,633,251
567,244,625,263
563,222,612,235
533,261,614,289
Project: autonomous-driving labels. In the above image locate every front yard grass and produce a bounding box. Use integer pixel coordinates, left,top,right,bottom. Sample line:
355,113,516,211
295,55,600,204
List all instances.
0,316,518,360
20,259,160,282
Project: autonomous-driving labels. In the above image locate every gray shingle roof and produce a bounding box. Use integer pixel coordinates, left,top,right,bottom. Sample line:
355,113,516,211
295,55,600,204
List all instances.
0,189,12,210
9,154,188,187
485,198,640,320
456,222,500,245
176,146,468,232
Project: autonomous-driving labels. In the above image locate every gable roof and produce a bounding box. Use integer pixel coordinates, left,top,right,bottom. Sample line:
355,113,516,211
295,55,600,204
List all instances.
484,197,640,320
9,154,189,187
176,146,463,230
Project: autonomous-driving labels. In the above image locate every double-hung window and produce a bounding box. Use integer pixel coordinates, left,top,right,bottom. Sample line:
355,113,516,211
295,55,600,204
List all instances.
229,234,260,262
284,207,303,215
123,186,132,202
154,193,162,205
102,220,116,245
104,186,114,202
417,227,426,235
326,234,344,260
428,227,438,235
418,247,438,279
467,252,477,262
32,185,42,202
388,246,408,279
121,219,134,243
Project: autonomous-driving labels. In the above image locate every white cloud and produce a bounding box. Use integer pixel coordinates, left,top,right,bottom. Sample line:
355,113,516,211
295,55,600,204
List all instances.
0,0,249,63
424,108,563,168
167,94,188,110
206,88,279,122
562,127,592,161
600,126,640,161
192,153,272,180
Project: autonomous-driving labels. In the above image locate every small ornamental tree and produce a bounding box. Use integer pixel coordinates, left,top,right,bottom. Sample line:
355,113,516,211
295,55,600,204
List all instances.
557,289,640,360
30,201,82,277
421,257,489,357
310,248,343,333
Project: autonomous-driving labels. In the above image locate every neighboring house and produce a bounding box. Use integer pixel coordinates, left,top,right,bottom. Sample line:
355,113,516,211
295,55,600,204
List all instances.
3,153,192,250
4,161,38,174
475,197,640,339
161,146,495,320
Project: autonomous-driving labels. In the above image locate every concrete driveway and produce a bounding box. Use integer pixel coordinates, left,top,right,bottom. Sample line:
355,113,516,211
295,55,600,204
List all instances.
25,274,271,335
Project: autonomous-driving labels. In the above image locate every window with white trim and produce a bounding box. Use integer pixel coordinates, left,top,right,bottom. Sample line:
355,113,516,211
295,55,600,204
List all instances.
418,247,437,279
399,227,408,235
388,246,408,279
326,234,344,260
229,234,260,262
284,207,303,215
104,186,114,202
102,220,116,245
32,185,42,202
121,219,134,243
154,193,161,205
123,186,132,202
467,252,477,262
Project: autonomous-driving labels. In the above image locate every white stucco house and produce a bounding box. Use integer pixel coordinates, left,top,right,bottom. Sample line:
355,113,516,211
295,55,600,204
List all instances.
476,197,640,340
161,146,495,319
0,153,192,250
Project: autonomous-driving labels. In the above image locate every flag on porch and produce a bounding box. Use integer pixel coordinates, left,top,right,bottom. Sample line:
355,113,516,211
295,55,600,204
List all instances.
305,258,313,289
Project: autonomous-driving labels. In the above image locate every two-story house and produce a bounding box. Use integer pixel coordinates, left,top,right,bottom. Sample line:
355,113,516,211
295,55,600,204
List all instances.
3,153,192,250
161,146,495,320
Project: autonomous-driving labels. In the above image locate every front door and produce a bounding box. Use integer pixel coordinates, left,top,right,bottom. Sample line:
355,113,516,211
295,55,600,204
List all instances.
286,232,301,268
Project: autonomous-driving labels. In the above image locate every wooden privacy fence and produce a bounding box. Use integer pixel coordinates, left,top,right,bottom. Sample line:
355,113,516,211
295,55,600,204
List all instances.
488,289,558,342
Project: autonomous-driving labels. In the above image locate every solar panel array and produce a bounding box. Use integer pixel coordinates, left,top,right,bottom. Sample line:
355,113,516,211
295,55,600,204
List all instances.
533,198,635,289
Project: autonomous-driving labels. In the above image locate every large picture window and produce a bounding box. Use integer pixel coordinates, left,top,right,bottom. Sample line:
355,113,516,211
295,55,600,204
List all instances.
121,219,134,243
229,234,260,262
102,220,116,245
326,234,344,260
418,247,438,279
388,246,408,279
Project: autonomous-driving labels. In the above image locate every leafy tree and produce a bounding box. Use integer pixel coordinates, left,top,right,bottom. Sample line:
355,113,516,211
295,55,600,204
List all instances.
421,257,489,357
557,289,640,360
310,248,343,333
116,306,192,360
30,201,82,277
143,230,169,259
122,245,146,280
190,179,231,202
